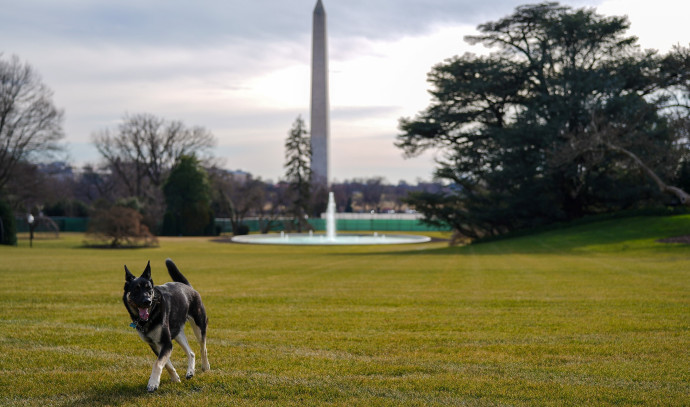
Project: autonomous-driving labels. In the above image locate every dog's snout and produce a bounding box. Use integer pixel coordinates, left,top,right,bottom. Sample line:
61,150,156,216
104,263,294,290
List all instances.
141,297,152,307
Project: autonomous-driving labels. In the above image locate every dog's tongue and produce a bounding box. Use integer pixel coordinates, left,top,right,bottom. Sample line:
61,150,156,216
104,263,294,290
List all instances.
138,307,150,321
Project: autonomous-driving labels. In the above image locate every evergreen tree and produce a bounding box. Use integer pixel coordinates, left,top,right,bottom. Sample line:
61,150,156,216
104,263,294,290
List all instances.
162,155,215,236
284,116,312,232
397,2,689,239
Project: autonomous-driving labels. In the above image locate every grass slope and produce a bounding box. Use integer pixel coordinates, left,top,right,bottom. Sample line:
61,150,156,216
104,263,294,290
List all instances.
1,216,689,406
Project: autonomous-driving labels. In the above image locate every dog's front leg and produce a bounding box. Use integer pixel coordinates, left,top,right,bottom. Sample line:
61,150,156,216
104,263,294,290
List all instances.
148,340,173,392
148,343,181,384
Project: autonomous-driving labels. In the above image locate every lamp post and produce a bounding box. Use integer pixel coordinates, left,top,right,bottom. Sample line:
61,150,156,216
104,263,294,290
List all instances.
27,214,35,248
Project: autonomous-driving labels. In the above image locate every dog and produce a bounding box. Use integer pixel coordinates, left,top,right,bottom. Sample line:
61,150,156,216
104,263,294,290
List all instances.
123,258,210,392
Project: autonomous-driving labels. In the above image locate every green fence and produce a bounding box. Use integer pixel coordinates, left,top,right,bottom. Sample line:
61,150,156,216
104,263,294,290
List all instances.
16,216,449,234
15,217,89,233
309,218,447,232
215,217,449,234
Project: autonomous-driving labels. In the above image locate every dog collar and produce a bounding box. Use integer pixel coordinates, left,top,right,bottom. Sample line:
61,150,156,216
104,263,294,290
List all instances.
130,316,152,332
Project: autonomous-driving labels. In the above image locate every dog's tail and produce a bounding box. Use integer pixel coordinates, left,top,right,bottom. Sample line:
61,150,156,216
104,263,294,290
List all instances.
165,258,191,286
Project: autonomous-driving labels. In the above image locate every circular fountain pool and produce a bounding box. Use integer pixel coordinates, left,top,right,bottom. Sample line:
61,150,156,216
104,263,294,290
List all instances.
231,192,431,246
231,232,431,246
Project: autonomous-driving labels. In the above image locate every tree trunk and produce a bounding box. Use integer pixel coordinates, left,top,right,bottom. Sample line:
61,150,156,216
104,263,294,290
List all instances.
606,142,690,205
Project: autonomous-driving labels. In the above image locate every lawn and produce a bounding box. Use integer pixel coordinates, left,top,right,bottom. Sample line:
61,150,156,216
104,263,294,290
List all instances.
1,216,689,406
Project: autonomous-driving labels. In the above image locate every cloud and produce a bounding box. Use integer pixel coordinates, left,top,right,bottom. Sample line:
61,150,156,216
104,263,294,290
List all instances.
6,0,690,184
4,0,602,48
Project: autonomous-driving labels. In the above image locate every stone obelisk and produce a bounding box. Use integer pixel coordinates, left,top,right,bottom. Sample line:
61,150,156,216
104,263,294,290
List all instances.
310,0,329,186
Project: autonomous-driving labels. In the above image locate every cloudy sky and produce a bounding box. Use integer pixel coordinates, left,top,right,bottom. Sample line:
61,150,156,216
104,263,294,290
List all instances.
2,0,689,184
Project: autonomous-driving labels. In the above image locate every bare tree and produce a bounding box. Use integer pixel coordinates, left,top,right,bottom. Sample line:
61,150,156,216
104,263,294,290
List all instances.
92,113,216,228
92,113,216,197
215,175,265,236
259,181,290,233
74,164,121,204
0,55,64,191
362,177,385,212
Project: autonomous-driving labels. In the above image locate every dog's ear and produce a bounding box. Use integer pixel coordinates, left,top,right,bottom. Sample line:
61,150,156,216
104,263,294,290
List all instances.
140,260,152,282
125,265,135,282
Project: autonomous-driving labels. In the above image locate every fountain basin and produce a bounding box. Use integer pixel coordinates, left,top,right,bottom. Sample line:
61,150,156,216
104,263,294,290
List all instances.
231,233,431,246
232,192,432,246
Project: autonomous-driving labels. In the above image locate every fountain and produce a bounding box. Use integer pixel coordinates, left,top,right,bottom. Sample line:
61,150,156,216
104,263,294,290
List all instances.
231,192,431,246
326,192,336,241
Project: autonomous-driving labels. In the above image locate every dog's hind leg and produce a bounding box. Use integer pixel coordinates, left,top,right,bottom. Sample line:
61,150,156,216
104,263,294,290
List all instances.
174,330,196,379
148,343,181,383
190,318,210,372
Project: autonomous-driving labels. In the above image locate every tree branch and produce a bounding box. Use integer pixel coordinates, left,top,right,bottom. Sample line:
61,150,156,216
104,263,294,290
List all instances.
605,142,690,205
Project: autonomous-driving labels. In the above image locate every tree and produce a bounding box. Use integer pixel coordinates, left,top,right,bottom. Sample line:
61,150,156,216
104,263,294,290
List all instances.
284,116,312,232
397,2,689,239
212,171,265,236
362,177,385,212
92,113,216,228
0,55,64,191
259,181,290,233
2,161,80,217
73,164,121,204
0,199,17,246
161,155,215,236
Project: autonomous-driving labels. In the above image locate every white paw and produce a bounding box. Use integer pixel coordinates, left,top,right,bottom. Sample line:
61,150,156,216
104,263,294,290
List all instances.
147,377,160,392
186,369,195,379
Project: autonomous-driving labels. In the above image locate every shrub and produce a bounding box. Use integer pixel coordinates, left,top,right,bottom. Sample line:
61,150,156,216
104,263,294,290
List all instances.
234,224,250,236
85,206,158,248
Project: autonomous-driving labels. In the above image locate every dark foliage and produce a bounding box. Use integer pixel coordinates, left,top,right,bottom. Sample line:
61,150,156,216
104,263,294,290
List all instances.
43,199,89,217
0,199,17,246
397,2,690,239
284,116,312,231
162,155,215,236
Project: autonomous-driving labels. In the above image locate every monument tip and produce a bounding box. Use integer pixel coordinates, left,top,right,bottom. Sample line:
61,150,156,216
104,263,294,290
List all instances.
314,0,325,14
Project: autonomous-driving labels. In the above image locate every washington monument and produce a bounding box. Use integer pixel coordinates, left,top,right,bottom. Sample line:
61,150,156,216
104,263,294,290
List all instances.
310,0,329,186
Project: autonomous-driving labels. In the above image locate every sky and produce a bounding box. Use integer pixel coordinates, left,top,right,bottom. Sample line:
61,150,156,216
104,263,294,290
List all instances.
2,0,689,184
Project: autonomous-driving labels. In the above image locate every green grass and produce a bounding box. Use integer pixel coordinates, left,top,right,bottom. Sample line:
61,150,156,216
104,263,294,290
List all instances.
1,216,689,406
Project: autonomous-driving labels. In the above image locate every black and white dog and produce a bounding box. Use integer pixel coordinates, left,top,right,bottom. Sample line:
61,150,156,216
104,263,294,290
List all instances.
123,259,210,392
